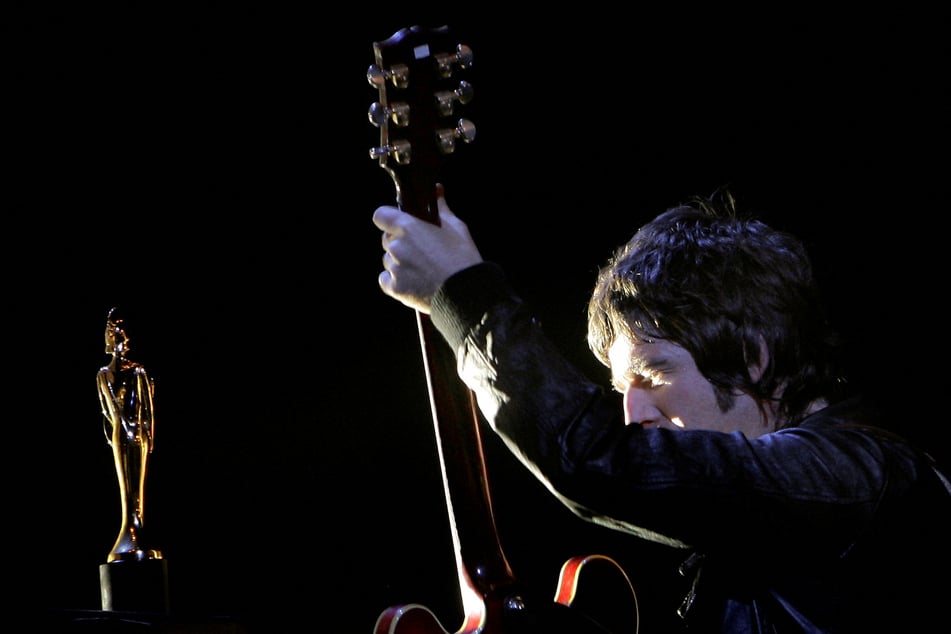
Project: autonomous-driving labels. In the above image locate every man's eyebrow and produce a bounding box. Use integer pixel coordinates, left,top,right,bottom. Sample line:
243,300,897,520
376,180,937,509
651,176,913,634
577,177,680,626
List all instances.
632,355,671,375
612,355,671,391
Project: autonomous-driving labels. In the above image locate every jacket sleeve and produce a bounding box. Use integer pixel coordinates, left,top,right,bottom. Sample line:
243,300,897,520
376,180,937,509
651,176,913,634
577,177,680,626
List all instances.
428,263,921,555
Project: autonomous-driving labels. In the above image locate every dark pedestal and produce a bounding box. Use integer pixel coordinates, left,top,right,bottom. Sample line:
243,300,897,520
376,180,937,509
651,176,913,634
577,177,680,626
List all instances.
43,608,248,632
100,559,170,613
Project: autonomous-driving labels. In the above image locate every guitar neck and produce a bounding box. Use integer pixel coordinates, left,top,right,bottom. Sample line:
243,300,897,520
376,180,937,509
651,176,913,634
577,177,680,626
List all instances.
416,312,518,592
369,24,520,626
369,26,641,634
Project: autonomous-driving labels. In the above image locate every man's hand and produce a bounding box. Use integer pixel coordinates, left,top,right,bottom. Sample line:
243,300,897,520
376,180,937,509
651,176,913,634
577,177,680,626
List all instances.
373,186,483,314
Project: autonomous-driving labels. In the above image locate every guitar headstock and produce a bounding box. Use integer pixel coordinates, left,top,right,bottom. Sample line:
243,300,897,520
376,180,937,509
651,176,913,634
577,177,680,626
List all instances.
367,25,475,224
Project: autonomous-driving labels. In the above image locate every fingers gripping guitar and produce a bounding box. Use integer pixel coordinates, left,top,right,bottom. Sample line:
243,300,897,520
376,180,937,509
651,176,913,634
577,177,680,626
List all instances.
374,184,484,314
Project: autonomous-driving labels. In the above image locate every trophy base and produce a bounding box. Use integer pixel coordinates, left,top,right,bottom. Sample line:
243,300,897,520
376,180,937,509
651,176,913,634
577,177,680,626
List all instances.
100,558,170,613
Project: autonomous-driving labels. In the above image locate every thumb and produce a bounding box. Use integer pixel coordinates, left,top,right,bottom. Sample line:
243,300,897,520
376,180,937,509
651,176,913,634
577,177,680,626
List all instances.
435,182,454,220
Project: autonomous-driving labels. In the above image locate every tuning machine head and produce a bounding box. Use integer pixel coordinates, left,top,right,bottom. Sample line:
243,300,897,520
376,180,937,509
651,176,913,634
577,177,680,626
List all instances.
366,62,409,90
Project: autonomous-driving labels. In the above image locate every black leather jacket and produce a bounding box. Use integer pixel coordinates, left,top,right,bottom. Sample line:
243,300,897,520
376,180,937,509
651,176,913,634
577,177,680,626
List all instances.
430,262,951,633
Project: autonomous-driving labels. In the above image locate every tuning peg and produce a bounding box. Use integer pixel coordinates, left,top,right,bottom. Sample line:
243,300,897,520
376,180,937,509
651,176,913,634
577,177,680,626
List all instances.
369,139,412,165
368,101,410,128
367,62,410,90
434,80,474,117
436,119,476,154
433,43,473,78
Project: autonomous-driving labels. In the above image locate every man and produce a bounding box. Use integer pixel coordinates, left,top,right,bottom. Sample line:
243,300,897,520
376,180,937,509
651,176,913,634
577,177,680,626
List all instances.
372,185,951,632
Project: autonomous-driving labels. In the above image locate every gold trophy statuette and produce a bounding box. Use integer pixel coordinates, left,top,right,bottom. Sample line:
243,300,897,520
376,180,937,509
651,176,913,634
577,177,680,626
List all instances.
97,307,168,612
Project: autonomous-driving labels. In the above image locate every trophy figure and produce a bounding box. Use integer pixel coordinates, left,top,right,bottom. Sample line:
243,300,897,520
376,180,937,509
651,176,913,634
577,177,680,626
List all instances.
97,307,169,612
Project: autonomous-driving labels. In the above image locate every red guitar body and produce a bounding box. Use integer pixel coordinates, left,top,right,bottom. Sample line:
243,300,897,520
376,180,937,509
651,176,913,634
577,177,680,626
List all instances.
367,25,639,634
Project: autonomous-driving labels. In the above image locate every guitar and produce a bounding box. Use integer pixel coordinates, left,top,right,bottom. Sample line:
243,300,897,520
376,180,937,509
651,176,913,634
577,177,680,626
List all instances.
367,25,639,634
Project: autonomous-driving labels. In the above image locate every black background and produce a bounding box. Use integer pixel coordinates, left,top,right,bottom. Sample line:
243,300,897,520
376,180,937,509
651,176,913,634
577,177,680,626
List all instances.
4,5,948,633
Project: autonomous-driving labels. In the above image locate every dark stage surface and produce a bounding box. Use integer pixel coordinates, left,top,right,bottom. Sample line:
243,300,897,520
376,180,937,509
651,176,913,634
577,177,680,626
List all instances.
4,6,948,632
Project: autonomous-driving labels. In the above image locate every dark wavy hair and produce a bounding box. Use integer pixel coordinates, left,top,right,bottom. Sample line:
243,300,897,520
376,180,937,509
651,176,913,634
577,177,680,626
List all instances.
586,190,847,426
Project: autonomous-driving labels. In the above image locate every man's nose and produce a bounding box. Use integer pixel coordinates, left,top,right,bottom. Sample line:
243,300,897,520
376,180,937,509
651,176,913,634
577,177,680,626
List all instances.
622,386,660,427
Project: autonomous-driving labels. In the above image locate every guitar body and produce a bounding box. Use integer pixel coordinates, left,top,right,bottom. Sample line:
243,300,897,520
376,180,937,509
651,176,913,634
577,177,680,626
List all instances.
367,25,639,634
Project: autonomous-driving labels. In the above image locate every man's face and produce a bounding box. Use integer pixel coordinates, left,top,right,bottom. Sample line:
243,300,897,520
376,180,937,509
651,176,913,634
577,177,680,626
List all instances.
608,334,771,437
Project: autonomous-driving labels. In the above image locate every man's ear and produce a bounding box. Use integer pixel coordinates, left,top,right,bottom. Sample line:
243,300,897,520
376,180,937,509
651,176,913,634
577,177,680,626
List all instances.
748,334,769,383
